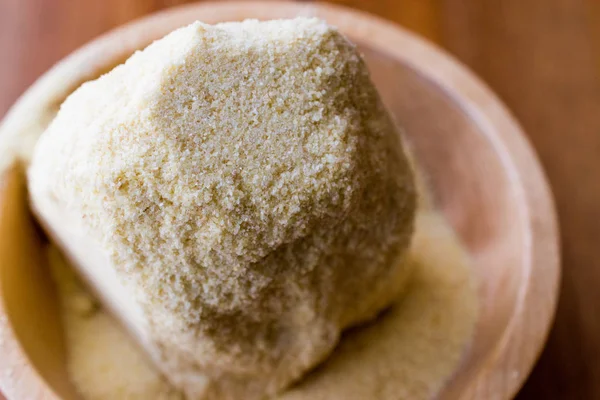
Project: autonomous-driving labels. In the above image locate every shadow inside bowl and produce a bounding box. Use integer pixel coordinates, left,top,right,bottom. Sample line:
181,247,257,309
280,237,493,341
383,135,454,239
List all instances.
0,166,79,399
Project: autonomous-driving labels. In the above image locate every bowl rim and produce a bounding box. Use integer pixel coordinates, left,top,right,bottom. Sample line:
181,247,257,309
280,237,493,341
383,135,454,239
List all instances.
0,2,560,399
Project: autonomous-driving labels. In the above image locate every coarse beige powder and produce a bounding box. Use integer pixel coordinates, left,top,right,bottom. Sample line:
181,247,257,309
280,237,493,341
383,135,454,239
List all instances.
49,246,183,400
13,16,478,400
48,205,476,400
29,18,417,399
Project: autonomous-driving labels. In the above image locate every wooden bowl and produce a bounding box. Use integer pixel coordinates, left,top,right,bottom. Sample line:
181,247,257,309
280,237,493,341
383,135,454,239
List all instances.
0,2,560,399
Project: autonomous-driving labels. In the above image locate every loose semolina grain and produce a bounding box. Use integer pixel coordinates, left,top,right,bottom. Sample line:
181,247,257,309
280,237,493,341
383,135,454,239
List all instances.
48,207,476,400
29,18,416,399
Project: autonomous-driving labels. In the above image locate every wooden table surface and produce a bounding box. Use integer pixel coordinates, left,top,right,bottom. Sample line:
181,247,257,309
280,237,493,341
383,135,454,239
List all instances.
0,0,598,399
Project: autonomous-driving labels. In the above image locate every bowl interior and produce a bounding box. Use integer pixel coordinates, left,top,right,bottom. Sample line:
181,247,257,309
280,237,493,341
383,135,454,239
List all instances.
362,45,526,396
0,3,556,400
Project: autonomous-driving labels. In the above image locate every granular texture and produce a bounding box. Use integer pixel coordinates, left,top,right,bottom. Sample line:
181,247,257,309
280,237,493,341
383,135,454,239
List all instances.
280,209,477,399
48,247,183,400
48,208,476,400
28,18,416,399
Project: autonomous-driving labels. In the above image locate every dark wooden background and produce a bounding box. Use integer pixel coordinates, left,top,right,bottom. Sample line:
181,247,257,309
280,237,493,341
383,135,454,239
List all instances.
1,0,599,399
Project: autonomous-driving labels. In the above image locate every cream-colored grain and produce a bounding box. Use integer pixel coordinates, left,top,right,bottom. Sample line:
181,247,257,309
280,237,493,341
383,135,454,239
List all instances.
49,206,476,400
12,17,477,400
281,209,477,399
29,18,416,399
48,246,183,400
